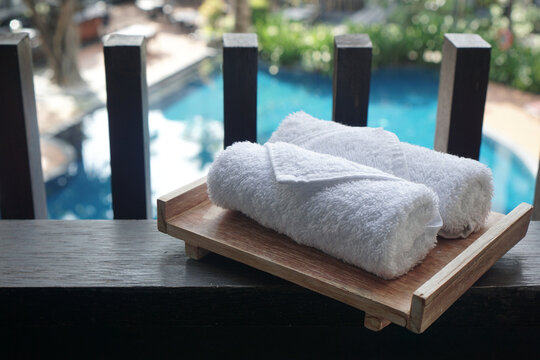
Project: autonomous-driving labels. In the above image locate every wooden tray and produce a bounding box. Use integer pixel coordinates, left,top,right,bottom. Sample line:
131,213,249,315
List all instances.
157,177,533,333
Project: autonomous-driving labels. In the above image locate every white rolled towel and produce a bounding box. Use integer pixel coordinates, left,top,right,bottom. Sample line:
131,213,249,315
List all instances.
207,141,442,279
268,111,494,239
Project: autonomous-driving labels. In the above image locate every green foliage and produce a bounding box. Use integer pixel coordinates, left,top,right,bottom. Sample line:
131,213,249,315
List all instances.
204,0,540,92
199,0,228,28
256,15,334,73
251,0,271,22
199,0,233,42
353,0,540,92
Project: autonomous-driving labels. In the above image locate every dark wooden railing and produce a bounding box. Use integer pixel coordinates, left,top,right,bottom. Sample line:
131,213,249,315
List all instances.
332,33,372,126
0,219,537,356
104,34,152,219
223,33,258,147
0,31,539,356
0,34,47,219
0,32,537,219
434,34,491,160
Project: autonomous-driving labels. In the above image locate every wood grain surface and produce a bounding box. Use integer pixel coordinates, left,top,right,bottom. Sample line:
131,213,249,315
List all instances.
0,220,538,334
1,220,538,287
157,177,207,232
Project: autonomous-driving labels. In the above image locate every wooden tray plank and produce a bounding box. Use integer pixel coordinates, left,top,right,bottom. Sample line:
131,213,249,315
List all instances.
364,314,392,331
159,180,533,333
185,243,211,260
409,203,533,333
157,177,207,232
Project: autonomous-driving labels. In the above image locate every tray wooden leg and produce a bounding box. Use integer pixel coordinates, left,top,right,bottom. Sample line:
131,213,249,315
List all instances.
185,243,210,260
364,314,391,331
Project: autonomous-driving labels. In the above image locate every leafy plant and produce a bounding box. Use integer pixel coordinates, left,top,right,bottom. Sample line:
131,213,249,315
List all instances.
202,0,540,92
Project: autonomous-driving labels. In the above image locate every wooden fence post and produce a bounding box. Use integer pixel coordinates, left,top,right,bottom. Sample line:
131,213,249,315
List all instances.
0,33,47,219
533,160,540,221
434,34,491,160
223,33,258,147
332,34,372,126
104,35,151,219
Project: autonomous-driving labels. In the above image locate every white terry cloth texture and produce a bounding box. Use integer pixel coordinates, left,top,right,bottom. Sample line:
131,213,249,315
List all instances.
207,141,442,279
268,111,494,239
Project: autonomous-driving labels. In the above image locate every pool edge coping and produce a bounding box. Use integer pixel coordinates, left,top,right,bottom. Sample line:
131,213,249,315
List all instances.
482,126,538,178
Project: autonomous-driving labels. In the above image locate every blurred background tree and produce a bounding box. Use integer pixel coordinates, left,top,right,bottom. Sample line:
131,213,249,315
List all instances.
234,0,252,32
23,0,82,85
199,0,253,33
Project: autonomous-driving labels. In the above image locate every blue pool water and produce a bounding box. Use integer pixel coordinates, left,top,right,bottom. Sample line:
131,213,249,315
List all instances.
45,66,536,219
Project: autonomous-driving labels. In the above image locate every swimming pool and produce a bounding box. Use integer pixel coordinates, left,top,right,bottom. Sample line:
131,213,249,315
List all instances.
45,65,536,219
